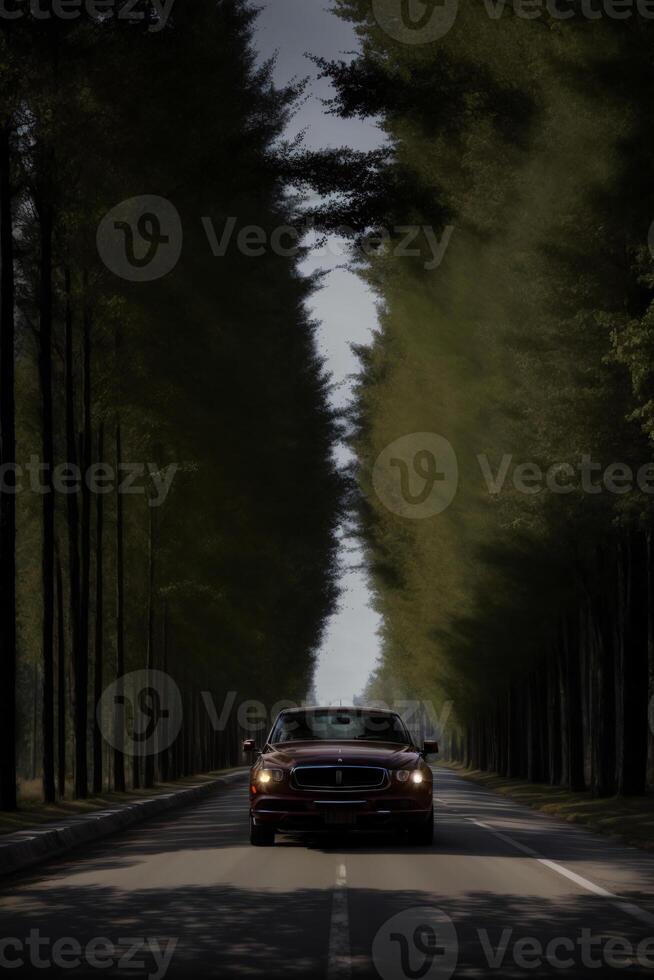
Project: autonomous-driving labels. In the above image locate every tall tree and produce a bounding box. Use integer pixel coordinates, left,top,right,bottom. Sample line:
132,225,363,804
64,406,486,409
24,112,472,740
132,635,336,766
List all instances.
0,121,17,811
92,423,104,795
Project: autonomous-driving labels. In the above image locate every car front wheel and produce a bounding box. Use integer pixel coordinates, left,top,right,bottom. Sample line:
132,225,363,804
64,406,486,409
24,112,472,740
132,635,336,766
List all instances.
250,817,275,847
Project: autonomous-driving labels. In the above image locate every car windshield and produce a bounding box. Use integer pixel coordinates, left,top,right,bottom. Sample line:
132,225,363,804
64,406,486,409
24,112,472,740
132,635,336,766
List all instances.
270,710,410,744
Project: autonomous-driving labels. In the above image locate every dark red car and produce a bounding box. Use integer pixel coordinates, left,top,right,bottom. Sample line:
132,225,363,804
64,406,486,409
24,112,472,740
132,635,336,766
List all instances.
243,706,437,846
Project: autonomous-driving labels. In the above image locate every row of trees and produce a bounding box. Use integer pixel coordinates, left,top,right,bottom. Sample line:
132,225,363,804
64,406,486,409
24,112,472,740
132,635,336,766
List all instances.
0,1,343,809
327,3,654,795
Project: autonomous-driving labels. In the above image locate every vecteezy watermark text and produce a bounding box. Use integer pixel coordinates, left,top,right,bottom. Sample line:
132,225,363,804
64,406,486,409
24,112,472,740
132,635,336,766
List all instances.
202,217,455,272
477,453,654,497
0,458,178,506
97,195,455,282
373,433,654,519
0,932,177,979
0,0,174,29
201,693,453,736
372,908,654,979
479,928,654,970
97,670,453,757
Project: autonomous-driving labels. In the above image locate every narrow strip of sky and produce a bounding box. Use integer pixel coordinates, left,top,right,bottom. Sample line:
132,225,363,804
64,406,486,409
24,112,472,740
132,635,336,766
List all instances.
254,0,384,704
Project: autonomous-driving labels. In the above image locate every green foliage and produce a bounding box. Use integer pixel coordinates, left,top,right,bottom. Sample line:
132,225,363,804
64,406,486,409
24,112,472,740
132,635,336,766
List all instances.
7,0,344,788
323,7,654,730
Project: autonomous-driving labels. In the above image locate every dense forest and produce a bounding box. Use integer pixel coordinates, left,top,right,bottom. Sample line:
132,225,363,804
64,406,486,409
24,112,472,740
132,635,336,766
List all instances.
325,2,654,796
4,0,654,816
0,0,343,810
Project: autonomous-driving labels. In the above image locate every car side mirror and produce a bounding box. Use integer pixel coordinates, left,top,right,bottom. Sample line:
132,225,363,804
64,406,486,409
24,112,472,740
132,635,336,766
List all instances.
423,739,439,757
242,739,259,755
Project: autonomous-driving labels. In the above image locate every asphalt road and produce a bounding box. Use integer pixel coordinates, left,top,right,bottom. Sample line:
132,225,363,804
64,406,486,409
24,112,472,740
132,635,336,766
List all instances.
1,767,654,980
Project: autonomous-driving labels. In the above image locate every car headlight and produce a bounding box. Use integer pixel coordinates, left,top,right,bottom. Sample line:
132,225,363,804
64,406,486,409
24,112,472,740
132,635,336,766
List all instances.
257,769,284,785
396,769,426,784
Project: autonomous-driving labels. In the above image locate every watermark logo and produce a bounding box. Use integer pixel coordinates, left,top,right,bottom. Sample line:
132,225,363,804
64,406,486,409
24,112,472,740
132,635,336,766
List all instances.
97,196,182,282
99,206,455,276
372,907,459,980
372,0,458,43
98,670,183,758
373,437,654,519
373,433,459,519
372,917,654,976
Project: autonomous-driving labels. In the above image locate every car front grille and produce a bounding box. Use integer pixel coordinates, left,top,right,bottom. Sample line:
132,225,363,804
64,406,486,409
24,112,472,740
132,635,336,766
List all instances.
291,766,388,790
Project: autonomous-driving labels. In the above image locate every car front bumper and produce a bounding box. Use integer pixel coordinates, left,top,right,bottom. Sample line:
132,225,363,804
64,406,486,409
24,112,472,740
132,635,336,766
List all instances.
250,793,433,832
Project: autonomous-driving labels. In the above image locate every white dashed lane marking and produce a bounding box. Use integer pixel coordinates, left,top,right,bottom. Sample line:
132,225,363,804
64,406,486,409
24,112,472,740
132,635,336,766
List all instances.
435,796,654,929
327,862,351,980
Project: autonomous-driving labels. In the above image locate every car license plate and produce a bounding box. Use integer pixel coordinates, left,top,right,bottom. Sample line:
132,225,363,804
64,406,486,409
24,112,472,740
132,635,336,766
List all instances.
324,808,357,826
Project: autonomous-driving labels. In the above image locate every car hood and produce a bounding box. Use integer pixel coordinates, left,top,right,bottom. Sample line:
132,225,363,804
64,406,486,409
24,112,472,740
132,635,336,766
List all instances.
262,741,420,769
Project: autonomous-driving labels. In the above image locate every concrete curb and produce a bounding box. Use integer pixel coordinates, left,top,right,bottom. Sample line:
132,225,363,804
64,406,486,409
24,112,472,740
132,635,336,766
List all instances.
0,770,248,878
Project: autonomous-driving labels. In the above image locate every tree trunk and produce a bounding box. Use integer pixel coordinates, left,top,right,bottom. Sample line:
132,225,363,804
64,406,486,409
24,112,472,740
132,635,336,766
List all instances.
78,291,93,797
0,125,17,811
92,423,104,796
563,614,585,791
647,530,654,789
588,568,616,797
464,722,472,768
527,673,545,783
159,600,169,782
547,649,562,785
56,550,66,797
558,638,569,787
616,532,649,795
144,499,157,788
64,271,86,800
507,685,519,778
31,660,39,780
113,422,126,793
39,197,56,805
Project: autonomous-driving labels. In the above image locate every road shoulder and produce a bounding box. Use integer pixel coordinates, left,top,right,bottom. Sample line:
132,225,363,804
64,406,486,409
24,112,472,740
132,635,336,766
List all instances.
0,769,247,877
439,761,654,853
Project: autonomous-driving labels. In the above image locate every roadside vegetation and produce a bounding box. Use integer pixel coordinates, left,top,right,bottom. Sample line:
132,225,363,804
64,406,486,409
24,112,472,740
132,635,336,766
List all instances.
0,769,242,836
443,762,654,852
0,1,343,811
323,3,654,798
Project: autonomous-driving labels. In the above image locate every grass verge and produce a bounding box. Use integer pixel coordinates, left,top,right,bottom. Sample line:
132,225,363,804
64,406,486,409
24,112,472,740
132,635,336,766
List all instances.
0,769,244,837
440,762,654,852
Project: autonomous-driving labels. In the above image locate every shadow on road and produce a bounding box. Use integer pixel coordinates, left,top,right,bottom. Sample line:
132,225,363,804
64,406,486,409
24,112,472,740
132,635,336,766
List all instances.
1,775,654,979
0,880,652,979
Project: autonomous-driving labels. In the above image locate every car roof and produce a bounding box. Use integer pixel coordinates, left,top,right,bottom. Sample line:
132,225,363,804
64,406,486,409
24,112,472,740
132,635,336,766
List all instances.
279,706,398,715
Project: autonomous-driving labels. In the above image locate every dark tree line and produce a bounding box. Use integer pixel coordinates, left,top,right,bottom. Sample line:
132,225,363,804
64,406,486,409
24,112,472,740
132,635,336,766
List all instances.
0,1,343,810
323,2,654,796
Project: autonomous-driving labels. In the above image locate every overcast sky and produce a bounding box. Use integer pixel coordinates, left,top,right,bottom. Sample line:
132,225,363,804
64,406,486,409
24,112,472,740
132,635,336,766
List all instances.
254,0,384,704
